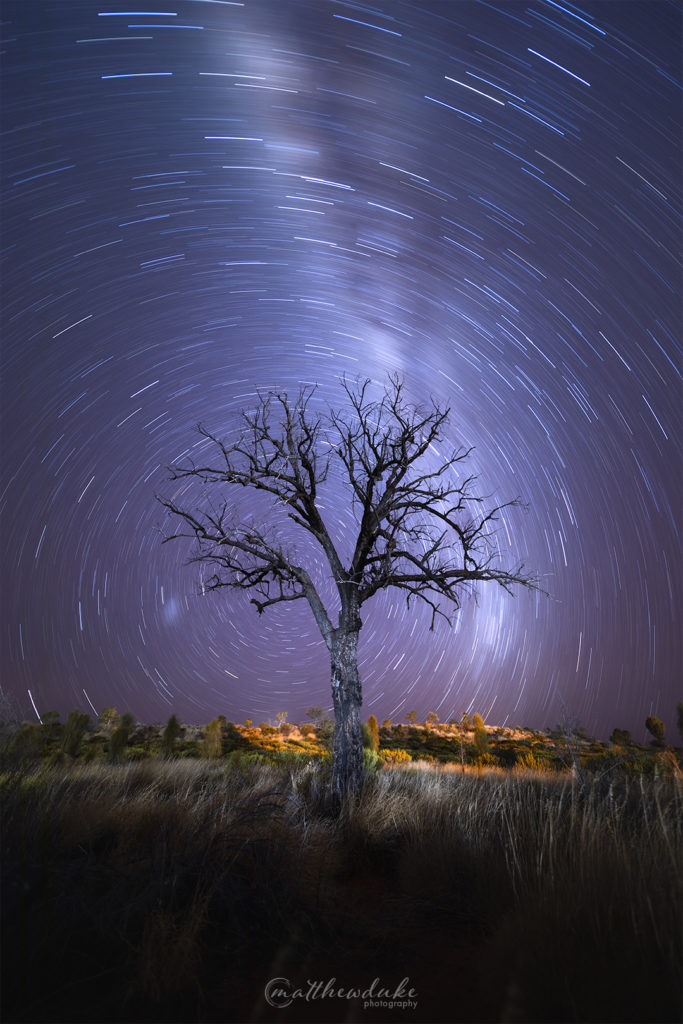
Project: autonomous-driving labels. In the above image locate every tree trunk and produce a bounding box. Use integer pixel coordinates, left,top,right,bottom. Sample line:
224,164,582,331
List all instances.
330,624,363,804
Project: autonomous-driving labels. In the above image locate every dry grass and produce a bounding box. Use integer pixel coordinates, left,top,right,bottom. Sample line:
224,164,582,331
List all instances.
2,760,680,1023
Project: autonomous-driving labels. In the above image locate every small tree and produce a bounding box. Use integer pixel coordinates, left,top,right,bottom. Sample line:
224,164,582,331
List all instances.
161,713,184,757
62,711,90,758
275,711,289,731
98,706,119,732
405,710,418,725
645,716,666,746
366,714,379,752
425,711,439,728
202,718,223,758
473,713,489,757
610,727,632,748
159,375,537,802
461,712,472,729
109,712,134,763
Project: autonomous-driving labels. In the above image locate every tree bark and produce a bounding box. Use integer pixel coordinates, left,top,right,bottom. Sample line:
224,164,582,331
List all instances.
330,617,363,804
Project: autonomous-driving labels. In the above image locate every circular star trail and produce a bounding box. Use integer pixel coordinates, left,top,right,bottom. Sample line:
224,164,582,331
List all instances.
1,0,680,738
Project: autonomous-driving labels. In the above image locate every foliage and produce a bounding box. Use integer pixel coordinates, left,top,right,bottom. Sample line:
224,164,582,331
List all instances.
161,714,184,757
98,706,119,731
610,727,633,747
108,713,134,763
305,705,333,747
379,748,413,765
646,715,666,746
473,712,489,757
61,711,90,758
201,718,223,759
366,714,379,752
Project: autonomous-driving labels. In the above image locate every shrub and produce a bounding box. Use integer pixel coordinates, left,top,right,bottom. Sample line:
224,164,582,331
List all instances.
362,749,381,772
473,713,489,757
61,711,90,758
161,714,184,757
646,716,666,746
367,715,380,751
202,719,223,759
108,713,134,763
610,727,632,747
380,748,412,765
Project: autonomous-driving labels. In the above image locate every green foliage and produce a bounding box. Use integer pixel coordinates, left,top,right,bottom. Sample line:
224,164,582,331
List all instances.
108,713,134,763
461,712,472,728
8,722,43,763
305,705,333,747
610,728,632,747
98,706,119,731
645,716,666,746
425,711,439,727
260,723,277,736
404,710,418,724
61,711,90,758
300,723,316,738
473,713,489,756
161,714,184,757
202,718,223,759
362,748,381,772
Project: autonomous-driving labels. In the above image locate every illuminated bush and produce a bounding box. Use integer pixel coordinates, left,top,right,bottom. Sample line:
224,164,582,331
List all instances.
379,748,412,765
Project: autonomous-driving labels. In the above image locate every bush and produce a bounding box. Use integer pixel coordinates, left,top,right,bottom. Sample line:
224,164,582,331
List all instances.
161,714,184,757
362,749,380,773
379,748,412,765
108,713,134,763
202,719,223,759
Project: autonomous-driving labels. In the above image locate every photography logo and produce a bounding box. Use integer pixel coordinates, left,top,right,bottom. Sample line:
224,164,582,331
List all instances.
265,978,295,1009
265,976,418,1011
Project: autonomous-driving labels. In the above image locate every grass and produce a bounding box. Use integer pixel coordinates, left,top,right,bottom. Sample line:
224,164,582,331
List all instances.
2,759,680,1023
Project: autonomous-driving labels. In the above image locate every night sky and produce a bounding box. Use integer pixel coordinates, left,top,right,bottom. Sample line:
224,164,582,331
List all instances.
2,1,680,740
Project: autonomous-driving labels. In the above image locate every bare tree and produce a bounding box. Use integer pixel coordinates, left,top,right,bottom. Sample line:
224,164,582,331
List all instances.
158,375,537,802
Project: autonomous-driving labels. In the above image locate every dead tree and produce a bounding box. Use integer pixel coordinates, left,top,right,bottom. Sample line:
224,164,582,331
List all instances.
158,375,537,802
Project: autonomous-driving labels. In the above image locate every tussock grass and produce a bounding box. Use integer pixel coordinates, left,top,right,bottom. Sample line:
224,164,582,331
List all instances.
1,761,680,1022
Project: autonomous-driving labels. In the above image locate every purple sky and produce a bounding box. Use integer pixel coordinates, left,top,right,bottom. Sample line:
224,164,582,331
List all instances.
2,1,681,740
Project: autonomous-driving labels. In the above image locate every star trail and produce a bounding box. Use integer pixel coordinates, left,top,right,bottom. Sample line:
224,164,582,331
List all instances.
1,1,680,739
